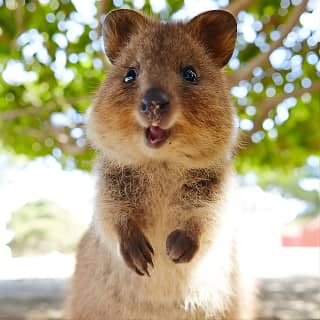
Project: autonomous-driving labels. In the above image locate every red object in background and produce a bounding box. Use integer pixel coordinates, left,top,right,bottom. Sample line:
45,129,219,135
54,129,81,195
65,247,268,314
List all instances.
282,216,320,247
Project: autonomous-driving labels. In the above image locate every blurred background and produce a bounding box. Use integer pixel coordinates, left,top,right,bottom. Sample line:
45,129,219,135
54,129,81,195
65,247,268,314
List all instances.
0,0,319,319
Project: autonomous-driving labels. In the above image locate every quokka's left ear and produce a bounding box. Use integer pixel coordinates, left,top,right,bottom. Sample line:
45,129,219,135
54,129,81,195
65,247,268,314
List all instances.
187,10,237,68
102,9,149,64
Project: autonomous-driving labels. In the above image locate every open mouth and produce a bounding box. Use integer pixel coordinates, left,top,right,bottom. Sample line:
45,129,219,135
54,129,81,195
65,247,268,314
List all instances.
145,126,170,148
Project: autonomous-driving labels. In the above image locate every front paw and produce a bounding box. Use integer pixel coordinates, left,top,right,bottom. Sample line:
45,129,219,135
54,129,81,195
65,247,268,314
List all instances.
119,221,154,276
166,229,199,263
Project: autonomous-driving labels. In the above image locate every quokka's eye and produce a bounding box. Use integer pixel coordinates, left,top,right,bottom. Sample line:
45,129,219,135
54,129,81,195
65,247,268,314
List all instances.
123,67,137,84
182,66,198,84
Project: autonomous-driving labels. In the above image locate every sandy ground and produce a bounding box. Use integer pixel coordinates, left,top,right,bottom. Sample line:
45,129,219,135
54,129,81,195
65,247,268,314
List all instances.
0,249,319,319
0,276,319,320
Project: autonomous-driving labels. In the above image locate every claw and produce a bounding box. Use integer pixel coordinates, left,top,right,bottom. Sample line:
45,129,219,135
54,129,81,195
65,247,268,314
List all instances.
119,223,154,276
146,240,154,255
134,267,144,276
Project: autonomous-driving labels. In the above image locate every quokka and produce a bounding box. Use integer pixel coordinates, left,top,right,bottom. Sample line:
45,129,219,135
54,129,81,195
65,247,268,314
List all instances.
67,8,256,320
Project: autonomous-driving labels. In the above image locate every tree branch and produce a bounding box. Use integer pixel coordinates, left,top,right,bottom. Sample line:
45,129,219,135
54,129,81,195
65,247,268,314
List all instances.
16,125,89,156
236,80,320,152
0,96,91,121
0,106,41,120
46,125,89,155
16,0,24,35
228,0,308,86
96,0,112,70
226,0,254,16
97,0,111,37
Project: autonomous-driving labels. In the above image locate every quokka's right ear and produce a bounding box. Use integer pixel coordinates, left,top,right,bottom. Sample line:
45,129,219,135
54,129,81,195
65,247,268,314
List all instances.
187,10,237,68
102,9,148,64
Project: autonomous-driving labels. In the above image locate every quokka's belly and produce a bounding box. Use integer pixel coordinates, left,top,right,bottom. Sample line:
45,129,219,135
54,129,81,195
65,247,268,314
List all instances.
68,227,239,320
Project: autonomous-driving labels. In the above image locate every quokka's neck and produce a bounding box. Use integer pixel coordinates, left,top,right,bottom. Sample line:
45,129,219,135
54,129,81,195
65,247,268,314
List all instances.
97,156,233,199
98,154,233,175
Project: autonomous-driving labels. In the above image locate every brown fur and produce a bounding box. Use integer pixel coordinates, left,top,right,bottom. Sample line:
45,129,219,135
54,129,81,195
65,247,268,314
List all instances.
66,9,255,320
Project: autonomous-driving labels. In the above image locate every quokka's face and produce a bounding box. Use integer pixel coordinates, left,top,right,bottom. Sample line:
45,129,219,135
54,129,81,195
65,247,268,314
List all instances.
87,9,237,167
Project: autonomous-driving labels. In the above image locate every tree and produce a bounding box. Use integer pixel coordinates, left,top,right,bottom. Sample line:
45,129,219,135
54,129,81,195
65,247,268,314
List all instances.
7,199,85,256
0,0,319,172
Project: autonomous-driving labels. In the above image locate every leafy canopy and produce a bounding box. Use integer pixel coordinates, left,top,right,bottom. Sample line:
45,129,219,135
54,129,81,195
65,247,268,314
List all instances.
0,0,319,173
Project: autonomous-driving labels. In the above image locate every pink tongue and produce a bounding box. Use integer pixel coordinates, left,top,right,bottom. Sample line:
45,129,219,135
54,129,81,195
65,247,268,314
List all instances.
149,126,165,143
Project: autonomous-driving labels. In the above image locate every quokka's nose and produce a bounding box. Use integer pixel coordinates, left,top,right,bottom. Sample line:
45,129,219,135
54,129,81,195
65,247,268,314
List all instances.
140,88,169,121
